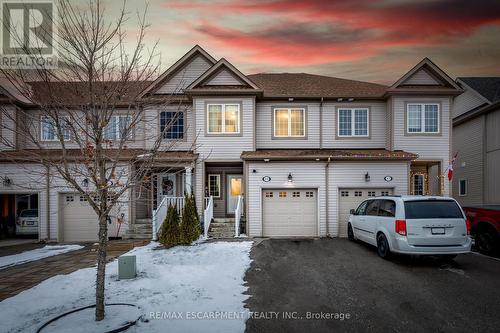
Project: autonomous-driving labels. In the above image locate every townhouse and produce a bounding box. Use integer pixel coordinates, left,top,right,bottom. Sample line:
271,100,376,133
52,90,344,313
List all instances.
0,45,462,242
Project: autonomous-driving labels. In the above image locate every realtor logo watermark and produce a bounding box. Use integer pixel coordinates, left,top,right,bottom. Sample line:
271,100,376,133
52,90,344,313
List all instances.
0,0,57,68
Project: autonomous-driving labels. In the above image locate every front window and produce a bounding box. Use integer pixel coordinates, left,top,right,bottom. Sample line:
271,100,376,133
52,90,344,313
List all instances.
459,179,467,196
207,104,240,134
274,108,305,137
407,103,439,133
338,108,369,137
41,116,71,141
160,111,184,139
104,115,132,140
207,174,221,198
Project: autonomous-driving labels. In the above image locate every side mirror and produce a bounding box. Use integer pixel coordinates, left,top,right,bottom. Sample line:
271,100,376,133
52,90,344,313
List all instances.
350,209,356,215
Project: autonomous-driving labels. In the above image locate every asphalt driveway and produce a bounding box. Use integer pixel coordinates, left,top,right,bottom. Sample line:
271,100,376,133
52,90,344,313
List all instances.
244,238,500,333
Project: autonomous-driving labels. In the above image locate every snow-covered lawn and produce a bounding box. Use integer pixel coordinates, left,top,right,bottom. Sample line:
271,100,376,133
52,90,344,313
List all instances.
0,241,253,333
0,244,84,270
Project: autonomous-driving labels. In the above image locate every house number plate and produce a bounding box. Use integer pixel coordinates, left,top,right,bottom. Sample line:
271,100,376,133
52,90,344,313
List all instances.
384,176,393,182
262,176,271,182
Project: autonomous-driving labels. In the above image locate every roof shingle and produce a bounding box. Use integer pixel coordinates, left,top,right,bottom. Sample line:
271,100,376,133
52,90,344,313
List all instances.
459,77,500,103
247,73,388,99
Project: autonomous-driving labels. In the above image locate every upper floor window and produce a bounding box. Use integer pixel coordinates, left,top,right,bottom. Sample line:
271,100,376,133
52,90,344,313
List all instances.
104,115,132,140
160,111,184,139
41,116,71,141
207,104,240,134
274,108,305,137
407,103,439,134
338,108,369,137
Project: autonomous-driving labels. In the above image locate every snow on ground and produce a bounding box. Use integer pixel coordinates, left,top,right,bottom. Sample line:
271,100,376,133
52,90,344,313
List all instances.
0,241,253,333
0,245,84,270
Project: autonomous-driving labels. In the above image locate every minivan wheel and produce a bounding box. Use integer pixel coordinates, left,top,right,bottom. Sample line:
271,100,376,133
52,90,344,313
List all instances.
347,223,355,241
377,233,391,259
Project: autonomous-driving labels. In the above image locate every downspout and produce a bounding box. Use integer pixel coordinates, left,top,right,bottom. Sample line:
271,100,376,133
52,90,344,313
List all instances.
325,156,331,237
46,165,50,242
319,97,324,149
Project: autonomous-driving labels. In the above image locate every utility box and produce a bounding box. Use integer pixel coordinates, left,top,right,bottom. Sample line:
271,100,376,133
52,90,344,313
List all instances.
118,255,136,280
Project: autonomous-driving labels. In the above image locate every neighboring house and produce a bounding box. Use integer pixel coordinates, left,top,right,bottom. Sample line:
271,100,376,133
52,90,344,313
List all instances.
452,77,500,206
0,45,462,241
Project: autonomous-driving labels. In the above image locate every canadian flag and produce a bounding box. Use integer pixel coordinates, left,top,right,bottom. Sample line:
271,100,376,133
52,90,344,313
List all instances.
445,152,458,181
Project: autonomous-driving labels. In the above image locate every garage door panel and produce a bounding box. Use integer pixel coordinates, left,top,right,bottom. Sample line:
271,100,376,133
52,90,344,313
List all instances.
262,189,317,237
61,194,118,242
338,188,393,237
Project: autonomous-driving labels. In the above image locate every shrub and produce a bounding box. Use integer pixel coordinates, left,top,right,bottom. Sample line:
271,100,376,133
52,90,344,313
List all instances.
159,204,180,247
180,193,201,244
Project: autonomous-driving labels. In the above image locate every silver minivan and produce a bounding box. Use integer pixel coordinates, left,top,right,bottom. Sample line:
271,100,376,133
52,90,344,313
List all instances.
348,196,472,259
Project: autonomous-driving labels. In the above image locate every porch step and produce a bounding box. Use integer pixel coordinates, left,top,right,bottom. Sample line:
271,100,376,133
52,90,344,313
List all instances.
125,218,153,239
208,218,236,239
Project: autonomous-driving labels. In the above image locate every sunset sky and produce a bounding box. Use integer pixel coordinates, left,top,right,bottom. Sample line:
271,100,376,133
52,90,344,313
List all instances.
116,0,500,84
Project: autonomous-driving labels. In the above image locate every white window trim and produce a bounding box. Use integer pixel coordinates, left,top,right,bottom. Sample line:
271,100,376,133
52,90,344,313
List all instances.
459,179,467,197
104,115,133,140
208,174,221,198
406,103,440,134
40,115,71,141
206,103,240,134
337,108,369,137
273,108,306,138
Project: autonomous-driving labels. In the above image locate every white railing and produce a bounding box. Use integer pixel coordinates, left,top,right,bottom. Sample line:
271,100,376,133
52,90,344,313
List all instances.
204,196,214,238
152,196,185,241
234,195,244,237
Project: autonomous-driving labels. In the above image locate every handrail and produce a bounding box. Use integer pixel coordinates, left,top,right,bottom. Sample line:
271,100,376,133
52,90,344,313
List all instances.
152,196,185,241
203,196,213,238
234,195,243,237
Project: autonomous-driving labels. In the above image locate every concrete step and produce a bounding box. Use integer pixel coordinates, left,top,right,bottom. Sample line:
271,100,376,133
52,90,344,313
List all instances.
213,218,235,223
135,218,152,225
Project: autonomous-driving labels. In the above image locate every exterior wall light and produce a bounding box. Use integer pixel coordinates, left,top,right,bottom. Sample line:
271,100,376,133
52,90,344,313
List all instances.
365,172,370,182
2,177,12,186
288,173,293,182
82,178,89,187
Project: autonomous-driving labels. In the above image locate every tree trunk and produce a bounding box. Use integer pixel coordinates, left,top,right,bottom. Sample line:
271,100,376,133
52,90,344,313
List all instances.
95,213,108,321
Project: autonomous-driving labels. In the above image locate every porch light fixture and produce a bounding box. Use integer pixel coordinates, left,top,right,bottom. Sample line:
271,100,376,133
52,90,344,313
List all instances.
365,172,371,182
2,176,12,186
82,178,89,187
288,97,294,102
337,98,343,102
263,158,270,162
348,98,354,102
287,173,293,182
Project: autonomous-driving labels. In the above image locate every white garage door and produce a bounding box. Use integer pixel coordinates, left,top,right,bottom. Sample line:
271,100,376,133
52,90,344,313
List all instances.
338,188,393,237
61,194,118,242
262,189,317,237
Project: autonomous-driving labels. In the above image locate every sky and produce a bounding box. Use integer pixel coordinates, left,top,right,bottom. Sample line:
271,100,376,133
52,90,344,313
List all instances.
113,0,500,84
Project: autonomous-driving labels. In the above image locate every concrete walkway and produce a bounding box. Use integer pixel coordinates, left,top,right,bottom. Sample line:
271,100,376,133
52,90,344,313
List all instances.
0,240,148,301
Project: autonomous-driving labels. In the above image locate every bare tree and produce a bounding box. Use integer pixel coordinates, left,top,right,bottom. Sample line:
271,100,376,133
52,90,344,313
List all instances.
0,0,190,321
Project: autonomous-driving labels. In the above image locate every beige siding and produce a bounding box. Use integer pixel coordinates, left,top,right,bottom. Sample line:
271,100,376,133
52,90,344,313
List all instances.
403,69,440,85
194,97,254,160
247,162,327,237
255,102,320,149
322,102,387,149
144,105,195,151
156,55,213,94
452,117,484,206
329,162,408,237
0,105,16,150
205,69,243,86
453,89,485,118
392,96,451,195
485,109,500,203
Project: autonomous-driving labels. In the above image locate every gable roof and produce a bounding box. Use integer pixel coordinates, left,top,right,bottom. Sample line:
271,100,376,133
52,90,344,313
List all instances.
187,58,260,90
139,45,216,97
387,58,462,94
247,73,387,99
457,77,500,103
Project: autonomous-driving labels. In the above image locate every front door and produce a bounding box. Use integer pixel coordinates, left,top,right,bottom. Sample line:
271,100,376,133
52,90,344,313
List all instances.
157,174,176,203
226,174,243,215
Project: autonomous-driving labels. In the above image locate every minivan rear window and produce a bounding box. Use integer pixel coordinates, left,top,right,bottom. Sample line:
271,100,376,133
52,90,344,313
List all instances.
404,200,463,219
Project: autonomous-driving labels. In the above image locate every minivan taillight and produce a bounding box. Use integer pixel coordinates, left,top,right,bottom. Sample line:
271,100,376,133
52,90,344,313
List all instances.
465,219,471,235
395,220,407,236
